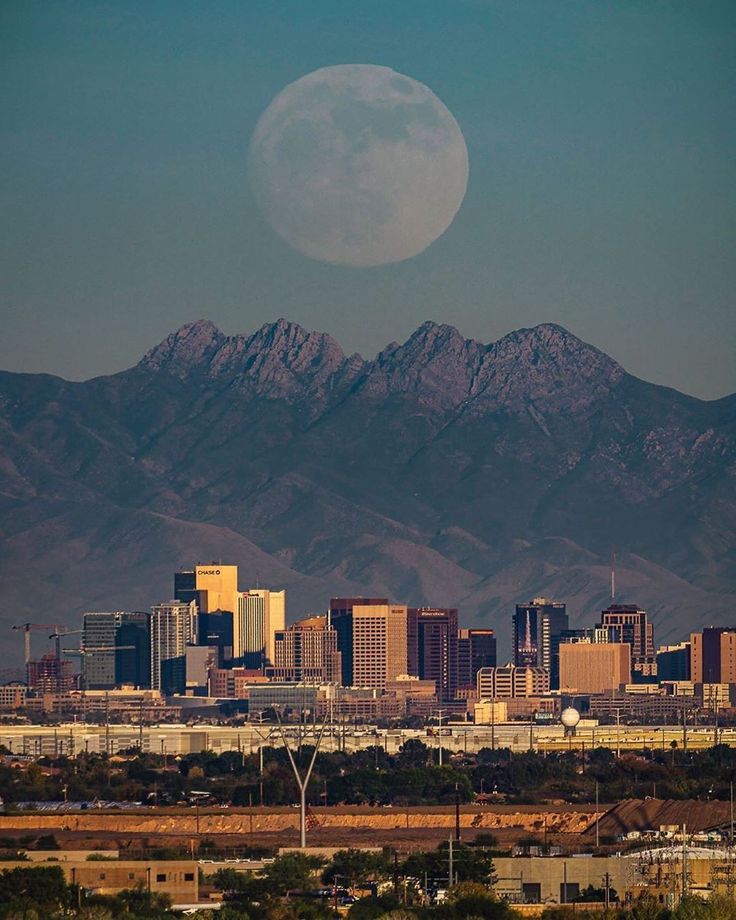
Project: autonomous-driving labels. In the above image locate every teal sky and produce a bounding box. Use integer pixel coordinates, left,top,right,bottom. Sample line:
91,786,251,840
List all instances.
1,0,734,398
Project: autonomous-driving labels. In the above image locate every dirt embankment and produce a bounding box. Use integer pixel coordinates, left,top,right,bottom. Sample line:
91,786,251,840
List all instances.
0,806,595,838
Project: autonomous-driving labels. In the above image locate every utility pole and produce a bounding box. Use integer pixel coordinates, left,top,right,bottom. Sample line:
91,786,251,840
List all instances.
276,711,328,848
448,836,454,889
615,708,621,758
454,783,461,841
595,781,600,850
434,709,447,766
681,824,688,901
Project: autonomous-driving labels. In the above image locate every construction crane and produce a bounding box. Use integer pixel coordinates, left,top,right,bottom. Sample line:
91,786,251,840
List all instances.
12,623,59,668
48,629,82,696
49,628,82,662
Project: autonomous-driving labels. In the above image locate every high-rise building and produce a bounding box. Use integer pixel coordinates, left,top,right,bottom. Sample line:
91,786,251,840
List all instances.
457,629,497,689
329,598,388,687
28,654,74,694
559,642,631,694
234,589,286,667
150,600,197,694
599,604,655,678
197,611,233,665
657,642,691,682
512,598,568,689
329,598,407,689
476,664,549,699
174,564,238,627
690,627,736,684
407,608,458,701
115,613,151,688
270,615,341,683
81,612,150,690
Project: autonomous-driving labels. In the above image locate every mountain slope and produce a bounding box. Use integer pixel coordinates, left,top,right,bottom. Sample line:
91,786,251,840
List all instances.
0,319,733,661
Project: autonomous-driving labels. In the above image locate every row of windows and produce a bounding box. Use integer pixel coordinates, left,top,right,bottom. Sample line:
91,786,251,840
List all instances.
96,871,194,882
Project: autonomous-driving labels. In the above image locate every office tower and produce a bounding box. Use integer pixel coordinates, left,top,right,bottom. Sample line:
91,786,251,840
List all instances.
657,642,691,681
407,608,458,701
329,597,388,686
198,611,233,664
82,612,119,688
457,628,497,689
329,598,407,689
271,615,341,683
174,563,238,621
476,664,549,699
690,627,736,684
115,613,151,688
150,600,197,694
27,654,74,694
234,589,286,667
81,611,150,690
512,598,568,689
173,569,198,605
599,604,655,677
559,642,631,693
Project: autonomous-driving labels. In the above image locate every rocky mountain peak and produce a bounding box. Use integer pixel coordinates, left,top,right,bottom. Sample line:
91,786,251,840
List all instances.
470,322,626,414
140,319,226,375
140,318,362,402
363,321,485,409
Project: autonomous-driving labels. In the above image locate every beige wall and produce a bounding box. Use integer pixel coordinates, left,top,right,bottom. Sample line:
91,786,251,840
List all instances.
559,642,631,693
0,860,198,903
721,633,736,683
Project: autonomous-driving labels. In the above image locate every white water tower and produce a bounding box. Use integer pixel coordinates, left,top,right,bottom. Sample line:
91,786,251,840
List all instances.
561,707,581,737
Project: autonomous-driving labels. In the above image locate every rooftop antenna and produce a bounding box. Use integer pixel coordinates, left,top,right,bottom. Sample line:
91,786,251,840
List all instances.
610,547,616,601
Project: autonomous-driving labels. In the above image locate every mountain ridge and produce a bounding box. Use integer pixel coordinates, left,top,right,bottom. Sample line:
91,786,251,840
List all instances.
0,317,733,661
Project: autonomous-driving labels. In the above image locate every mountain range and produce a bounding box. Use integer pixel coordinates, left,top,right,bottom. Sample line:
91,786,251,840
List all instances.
1,318,734,664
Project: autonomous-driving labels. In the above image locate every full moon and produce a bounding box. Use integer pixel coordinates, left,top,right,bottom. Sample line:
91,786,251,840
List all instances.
248,65,469,267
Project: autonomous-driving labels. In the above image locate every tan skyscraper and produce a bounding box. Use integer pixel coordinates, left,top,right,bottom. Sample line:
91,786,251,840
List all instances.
235,588,286,666
194,564,238,616
271,615,341,683
350,603,408,689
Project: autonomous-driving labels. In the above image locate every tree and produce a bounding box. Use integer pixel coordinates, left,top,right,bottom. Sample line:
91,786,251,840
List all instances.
322,849,391,890
435,881,512,919
401,842,494,888
264,853,325,896
575,884,618,903
117,884,172,919
347,895,401,920
0,866,69,912
396,740,429,768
